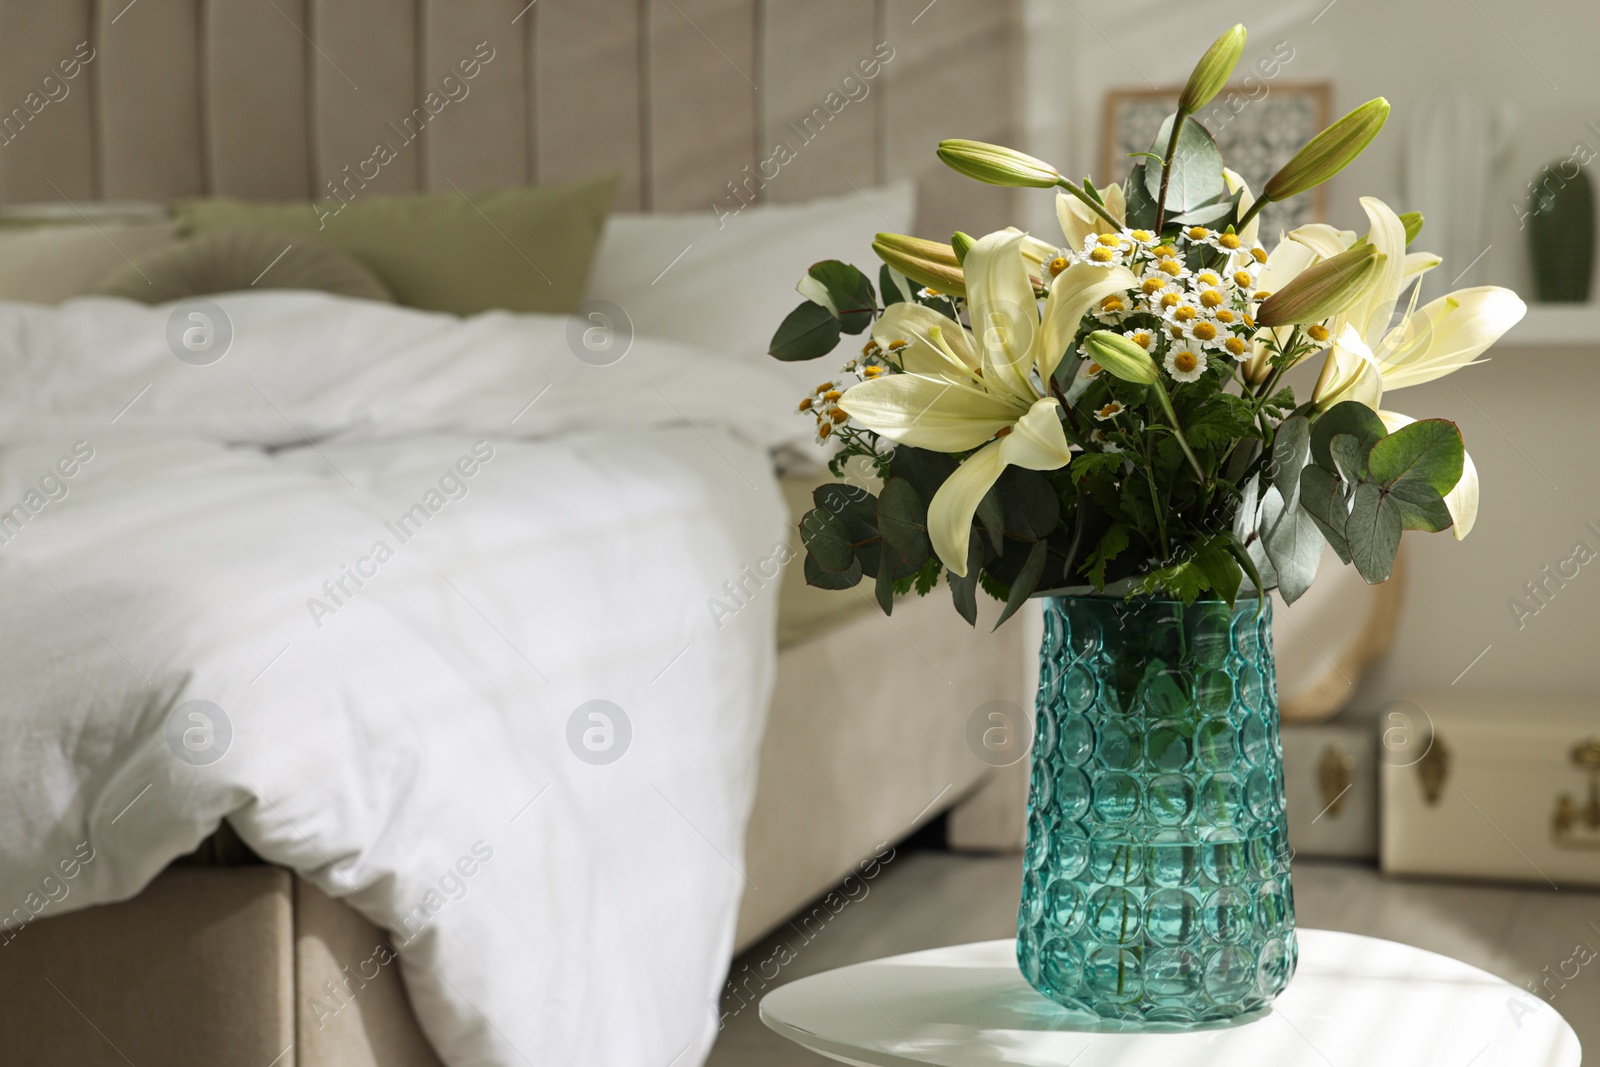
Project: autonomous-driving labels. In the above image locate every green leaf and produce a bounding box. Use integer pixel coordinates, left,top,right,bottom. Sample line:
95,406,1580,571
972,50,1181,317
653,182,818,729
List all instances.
1269,415,1311,511
1370,418,1464,490
877,477,931,567
947,543,981,627
879,264,905,306
1299,465,1352,564
769,301,842,362
874,546,896,614
1262,387,1297,416
1135,555,1212,603
1192,538,1243,607
995,540,1050,629
1068,451,1127,484
799,507,856,572
1346,480,1401,583
1260,484,1325,603
999,468,1060,540
1310,400,1385,471
1227,531,1269,602
808,261,876,335
805,552,862,590
1169,198,1236,227
1124,164,1159,231
1182,393,1257,451
1083,522,1131,588
1144,115,1227,215
1329,432,1368,486
976,485,1006,555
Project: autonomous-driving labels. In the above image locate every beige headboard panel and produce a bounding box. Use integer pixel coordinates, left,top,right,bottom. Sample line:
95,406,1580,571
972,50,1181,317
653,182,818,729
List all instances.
0,0,1021,237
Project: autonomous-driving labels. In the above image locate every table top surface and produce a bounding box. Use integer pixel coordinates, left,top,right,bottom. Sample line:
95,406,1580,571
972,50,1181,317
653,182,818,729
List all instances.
759,930,1582,1067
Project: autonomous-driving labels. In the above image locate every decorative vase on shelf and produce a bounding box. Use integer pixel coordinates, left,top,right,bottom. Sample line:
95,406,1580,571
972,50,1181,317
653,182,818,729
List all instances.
1527,163,1595,304
1016,594,1296,1027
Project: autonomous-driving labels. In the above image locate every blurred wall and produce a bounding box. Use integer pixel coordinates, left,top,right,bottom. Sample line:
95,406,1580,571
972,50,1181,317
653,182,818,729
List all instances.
1023,0,1600,707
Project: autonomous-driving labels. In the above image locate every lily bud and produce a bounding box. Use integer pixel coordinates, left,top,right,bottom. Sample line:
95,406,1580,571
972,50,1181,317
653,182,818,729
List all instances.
1256,244,1383,327
1400,211,1425,246
936,139,1062,188
873,234,966,298
1179,24,1247,114
951,231,975,266
1083,331,1159,386
1262,98,1390,203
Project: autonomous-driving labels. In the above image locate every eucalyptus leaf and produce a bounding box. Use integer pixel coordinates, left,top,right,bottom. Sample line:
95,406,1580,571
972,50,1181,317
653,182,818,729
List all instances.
1124,164,1159,230
874,546,896,613
1260,484,1326,603
1000,468,1060,540
879,264,905,306
1193,538,1243,607
808,261,876,335
805,552,862,590
1346,480,1401,583
976,485,1006,556
948,542,982,627
877,477,931,567
769,301,842,362
1368,418,1464,497
1143,115,1226,215
1329,433,1368,486
799,507,856,573
1310,401,1386,471
1170,199,1236,227
995,540,1050,630
1299,465,1352,564
1270,415,1311,511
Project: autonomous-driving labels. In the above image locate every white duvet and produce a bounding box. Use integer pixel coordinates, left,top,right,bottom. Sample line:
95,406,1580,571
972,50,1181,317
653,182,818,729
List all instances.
0,292,803,1066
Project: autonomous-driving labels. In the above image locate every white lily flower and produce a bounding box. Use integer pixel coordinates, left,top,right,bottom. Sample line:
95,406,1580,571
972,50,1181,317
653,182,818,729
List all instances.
1223,169,1262,248
1311,198,1526,412
840,230,1135,574
1056,183,1126,255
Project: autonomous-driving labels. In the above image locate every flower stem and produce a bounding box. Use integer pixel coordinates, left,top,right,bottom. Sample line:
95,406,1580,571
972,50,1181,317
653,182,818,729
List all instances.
1055,179,1122,230
1154,110,1189,233
1152,378,1207,484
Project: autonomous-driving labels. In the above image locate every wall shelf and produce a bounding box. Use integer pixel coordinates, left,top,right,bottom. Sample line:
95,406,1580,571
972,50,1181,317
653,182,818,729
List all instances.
1505,304,1600,347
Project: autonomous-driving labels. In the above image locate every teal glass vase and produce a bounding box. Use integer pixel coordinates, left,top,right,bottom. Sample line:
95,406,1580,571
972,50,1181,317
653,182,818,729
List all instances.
1016,595,1296,1026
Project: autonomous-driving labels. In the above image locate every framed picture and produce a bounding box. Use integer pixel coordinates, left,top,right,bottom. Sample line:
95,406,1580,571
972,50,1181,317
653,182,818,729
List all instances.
1101,82,1333,231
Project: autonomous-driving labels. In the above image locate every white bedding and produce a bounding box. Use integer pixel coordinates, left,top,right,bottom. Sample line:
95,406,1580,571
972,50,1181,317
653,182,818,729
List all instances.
0,292,802,1066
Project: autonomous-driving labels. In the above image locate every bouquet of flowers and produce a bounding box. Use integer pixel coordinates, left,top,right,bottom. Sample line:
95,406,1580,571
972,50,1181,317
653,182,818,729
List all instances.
768,24,1525,627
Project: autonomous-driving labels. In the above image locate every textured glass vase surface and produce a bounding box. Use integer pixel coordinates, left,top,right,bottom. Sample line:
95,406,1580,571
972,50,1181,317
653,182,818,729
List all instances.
1016,595,1296,1026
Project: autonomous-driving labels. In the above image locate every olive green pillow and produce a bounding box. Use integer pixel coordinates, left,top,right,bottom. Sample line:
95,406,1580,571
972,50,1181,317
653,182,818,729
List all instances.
89,229,394,304
171,173,618,316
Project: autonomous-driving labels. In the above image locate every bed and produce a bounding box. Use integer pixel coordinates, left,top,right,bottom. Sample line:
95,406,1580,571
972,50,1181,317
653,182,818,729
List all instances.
0,2,1034,1066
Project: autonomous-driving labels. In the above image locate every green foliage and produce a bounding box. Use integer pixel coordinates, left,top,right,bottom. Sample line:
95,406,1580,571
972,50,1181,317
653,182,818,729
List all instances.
1143,115,1226,215
769,301,841,362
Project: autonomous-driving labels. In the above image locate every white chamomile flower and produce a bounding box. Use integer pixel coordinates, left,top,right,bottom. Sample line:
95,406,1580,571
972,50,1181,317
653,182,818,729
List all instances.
1092,400,1126,422
1181,317,1229,351
1192,269,1227,290
1148,252,1190,282
1143,282,1188,318
1221,334,1252,361
1204,229,1248,255
1164,347,1208,383
1093,292,1132,323
1077,232,1126,268
1089,429,1125,454
1123,228,1158,250
1194,285,1231,315
1122,329,1155,352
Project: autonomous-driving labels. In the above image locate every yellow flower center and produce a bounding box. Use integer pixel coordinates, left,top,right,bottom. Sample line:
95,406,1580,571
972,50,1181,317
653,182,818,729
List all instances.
1172,305,1198,323
1199,289,1225,309
862,340,882,358
1252,248,1269,264
1099,402,1121,417
1129,230,1154,243
830,409,848,423
1131,332,1152,349
886,339,909,351
1097,233,1122,247
818,423,832,439
1101,295,1126,312
823,390,842,402
1192,322,1218,341
1233,271,1254,288
1243,314,1257,329
1153,245,1178,259
1215,309,1237,323
862,365,886,377
1142,277,1166,296
1254,290,1273,301
1089,246,1117,263
1225,337,1249,356
1157,258,1184,275
1197,272,1222,287
816,382,835,392
1168,324,1186,339
1187,227,1210,241
1173,351,1199,373
1160,292,1182,310
1086,361,1103,375
1308,324,1331,343
1219,233,1242,250
1049,256,1070,276
798,397,814,411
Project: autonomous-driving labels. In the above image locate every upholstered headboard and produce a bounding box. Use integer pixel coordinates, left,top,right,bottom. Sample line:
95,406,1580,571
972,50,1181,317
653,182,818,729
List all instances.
0,0,1022,237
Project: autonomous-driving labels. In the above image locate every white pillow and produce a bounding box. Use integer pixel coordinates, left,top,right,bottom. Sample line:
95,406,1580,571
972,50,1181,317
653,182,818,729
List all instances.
0,221,176,304
585,182,917,407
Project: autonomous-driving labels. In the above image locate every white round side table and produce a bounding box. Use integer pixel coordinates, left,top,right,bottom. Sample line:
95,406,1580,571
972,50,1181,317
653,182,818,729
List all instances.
761,929,1581,1066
